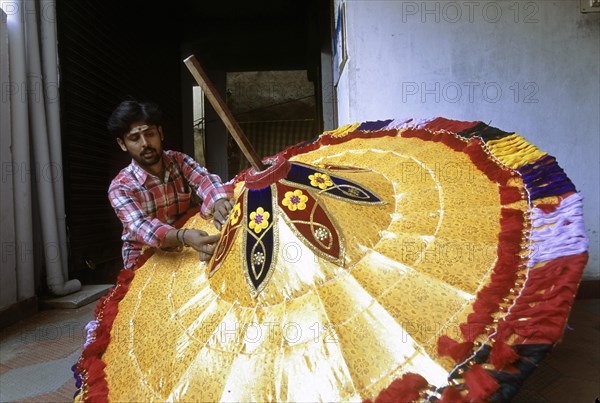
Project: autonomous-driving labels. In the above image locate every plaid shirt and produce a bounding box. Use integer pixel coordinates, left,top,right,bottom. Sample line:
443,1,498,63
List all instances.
108,150,233,269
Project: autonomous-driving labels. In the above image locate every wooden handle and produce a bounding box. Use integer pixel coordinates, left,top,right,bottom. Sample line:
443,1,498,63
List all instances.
184,55,265,172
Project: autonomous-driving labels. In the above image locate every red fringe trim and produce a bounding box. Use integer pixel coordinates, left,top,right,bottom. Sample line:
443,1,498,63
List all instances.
368,372,429,403
422,117,480,134
464,140,513,186
499,186,523,204
489,340,520,369
401,127,467,152
439,131,468,152
437,336,474,363
402,128,435,141
463,364,500,401
457,208,524,343
79,269,135,403
497,253,588,344
84,360,108,402
440,386,467,403
77,207,202,402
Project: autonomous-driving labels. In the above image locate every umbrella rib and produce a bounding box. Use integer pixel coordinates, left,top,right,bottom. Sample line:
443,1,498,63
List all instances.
184,55,265,172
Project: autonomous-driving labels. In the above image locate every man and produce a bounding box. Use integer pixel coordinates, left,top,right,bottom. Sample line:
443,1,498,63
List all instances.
107,100,233,269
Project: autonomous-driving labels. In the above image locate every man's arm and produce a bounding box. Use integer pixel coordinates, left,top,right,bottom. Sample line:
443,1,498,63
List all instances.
174,152,234,227
109,183,221,261
108,183,174,248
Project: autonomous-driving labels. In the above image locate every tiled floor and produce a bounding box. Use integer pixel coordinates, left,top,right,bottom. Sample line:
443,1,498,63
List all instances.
0,302,95,402
0,298,598,402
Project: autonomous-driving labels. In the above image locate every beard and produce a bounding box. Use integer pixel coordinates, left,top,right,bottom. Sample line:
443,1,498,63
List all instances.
134,147,162,167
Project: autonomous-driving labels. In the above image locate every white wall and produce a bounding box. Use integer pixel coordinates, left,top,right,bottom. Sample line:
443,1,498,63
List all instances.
335,0,599,279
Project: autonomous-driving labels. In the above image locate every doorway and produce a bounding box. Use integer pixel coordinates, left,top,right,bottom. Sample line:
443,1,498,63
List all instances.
225,70,318,175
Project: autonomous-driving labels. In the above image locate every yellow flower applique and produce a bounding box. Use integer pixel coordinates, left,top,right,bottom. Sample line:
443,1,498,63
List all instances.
308,172,333,190
282,189,309,211
230,203,241,226
249,207,270,234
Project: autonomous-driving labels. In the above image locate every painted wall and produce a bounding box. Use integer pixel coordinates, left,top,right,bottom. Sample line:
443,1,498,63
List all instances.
334,0,599,279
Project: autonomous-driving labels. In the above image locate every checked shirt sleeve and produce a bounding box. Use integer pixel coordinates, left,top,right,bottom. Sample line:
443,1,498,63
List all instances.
175,152,234,217
108,182,173,248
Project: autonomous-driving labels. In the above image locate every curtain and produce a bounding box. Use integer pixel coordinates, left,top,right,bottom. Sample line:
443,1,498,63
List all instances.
0,0,80,307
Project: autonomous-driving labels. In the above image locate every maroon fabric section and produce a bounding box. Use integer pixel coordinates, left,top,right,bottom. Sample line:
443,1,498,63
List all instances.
276,182,341,261
422,117,480,133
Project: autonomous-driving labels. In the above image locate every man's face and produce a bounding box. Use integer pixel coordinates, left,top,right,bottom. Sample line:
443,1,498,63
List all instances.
117,121,164,168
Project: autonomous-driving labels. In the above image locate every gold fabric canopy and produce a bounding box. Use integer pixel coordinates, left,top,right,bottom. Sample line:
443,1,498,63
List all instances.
75,118,588,402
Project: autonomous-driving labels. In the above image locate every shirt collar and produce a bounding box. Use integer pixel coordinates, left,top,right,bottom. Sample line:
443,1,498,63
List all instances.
129,152,173,185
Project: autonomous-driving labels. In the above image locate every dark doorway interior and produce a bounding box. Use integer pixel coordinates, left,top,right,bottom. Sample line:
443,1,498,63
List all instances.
225,70,318,175
56,0,332,286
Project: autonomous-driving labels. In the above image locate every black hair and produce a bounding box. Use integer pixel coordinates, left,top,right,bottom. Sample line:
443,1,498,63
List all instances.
107,100,163,139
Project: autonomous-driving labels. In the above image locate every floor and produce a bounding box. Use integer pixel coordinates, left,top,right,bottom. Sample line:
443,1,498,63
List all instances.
0,298,598,402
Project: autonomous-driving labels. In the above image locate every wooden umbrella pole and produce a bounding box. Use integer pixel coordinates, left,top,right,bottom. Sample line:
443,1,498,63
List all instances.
184,55,266,172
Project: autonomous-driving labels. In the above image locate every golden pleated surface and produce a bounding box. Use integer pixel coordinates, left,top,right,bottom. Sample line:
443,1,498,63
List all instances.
103,135,503,402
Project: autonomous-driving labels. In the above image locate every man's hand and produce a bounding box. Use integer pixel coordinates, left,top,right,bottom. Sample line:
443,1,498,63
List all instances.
183,229,221,261
212,198,234,230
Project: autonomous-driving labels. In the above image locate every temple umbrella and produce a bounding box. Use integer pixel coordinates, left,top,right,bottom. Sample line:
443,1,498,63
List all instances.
73,57,588,402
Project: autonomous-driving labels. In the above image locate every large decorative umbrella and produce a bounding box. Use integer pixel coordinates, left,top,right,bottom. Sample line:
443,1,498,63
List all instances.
73,58,588,402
